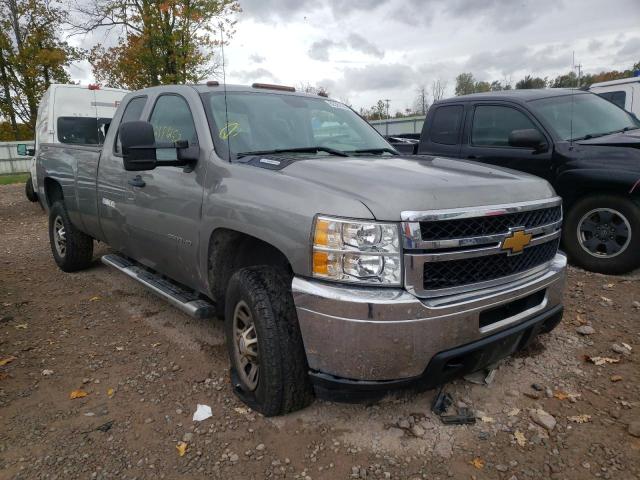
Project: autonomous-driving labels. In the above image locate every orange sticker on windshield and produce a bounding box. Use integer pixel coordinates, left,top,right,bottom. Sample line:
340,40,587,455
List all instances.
219,122,240,140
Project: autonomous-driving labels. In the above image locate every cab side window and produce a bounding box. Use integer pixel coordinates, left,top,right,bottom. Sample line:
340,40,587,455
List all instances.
149,95,198,145
114,96,147,154
597,91,626,109
471,105,540,147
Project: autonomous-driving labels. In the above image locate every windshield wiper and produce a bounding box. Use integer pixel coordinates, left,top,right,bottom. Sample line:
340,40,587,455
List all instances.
349,148,399,155
236,146,349,158
573,126,638,141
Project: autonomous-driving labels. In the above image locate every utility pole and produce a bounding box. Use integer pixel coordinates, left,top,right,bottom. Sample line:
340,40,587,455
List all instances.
384,99,390,119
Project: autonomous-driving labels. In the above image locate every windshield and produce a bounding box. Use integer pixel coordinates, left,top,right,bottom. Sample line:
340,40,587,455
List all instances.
202,91,392,159
529,93,640,141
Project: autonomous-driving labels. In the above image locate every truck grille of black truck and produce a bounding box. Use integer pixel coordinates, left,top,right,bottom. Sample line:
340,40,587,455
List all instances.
422,239,559,290
419,206,561,241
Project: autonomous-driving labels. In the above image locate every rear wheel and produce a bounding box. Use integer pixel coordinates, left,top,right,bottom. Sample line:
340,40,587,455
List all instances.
25,175,38,202
224,266,313,416
563,195,640,274
48,201,94,272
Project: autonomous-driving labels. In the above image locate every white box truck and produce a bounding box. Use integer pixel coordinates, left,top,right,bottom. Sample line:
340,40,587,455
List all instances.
589,76,640,117
17,84,128,202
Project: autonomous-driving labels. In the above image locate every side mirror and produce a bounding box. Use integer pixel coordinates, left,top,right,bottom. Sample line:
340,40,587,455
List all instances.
16,144,27,156
120,121,158,171
508,129,547,151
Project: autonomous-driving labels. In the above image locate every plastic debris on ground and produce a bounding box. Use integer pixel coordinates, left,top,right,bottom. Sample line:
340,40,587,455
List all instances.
193,404,212,422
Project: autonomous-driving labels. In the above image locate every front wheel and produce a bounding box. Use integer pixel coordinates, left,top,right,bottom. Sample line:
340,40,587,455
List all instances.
224,266,313,416
48,201,94,272
563,195,640,274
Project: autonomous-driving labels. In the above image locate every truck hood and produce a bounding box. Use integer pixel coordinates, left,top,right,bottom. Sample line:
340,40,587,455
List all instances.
282,155,555,221
576,128,640,148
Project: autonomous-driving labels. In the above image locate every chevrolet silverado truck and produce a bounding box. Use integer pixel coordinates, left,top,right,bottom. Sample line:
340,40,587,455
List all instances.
36,83,566,415
388,89,640,274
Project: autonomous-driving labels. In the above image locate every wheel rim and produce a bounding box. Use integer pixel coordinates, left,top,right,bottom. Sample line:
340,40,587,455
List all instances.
53,215,66,258
577,208,631,259
232,300,259,391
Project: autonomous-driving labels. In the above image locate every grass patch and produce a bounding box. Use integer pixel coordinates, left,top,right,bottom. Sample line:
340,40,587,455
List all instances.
0,173,29,185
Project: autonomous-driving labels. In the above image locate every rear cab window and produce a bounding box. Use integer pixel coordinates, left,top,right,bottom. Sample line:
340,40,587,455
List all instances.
57,117,112,145
430,105,464,145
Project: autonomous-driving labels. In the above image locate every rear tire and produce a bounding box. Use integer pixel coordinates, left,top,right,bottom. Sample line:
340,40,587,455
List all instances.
563,194,640,274
48,201,94,272
224,266,313,416
25,175,38,202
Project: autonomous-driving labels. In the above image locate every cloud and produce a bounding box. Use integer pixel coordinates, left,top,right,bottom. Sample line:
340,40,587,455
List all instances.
308,39,340,61
239,0,384,21
308,35,384,61
341,63,417,91
346,33,384,58
464,44,571,78
249,53,266,63
232,67,278,83
616,36,640,62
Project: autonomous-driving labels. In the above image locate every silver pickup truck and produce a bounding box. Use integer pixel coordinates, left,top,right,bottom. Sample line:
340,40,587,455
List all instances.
36,83,566,416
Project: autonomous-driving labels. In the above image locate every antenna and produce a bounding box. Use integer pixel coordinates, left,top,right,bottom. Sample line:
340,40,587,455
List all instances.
570,52,576,146
220,24,231,161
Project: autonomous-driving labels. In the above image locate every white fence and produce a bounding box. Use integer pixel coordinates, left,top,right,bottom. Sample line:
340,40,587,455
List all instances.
369,115,426,136
0,141,34,174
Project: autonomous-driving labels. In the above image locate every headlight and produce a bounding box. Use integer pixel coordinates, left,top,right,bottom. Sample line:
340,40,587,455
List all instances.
311,216,401,285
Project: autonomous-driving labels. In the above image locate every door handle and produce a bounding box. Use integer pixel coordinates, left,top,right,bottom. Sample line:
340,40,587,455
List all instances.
128,175,146,188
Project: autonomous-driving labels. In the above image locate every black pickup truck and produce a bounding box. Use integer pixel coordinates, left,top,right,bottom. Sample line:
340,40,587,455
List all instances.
389,89,640,274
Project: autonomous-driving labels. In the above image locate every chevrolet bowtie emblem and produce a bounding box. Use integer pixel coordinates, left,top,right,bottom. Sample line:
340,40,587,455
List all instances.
501,229,532,255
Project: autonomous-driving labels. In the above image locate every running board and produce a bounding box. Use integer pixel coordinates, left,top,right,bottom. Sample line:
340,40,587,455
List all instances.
101,254,216,319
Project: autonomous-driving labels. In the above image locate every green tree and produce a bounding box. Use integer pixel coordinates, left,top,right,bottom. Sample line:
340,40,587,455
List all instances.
76,0,241,89
0,0,78,137
455,72,475,96
515,75,547,89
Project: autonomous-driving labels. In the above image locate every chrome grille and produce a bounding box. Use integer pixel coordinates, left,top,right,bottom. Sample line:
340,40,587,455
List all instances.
420,206,561,240
422,239,560,290
402,197,562,298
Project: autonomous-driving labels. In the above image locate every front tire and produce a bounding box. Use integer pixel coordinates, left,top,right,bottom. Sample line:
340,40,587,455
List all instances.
563,194,640,274
224,266,313,416
25,175,38,202
48,201,94,272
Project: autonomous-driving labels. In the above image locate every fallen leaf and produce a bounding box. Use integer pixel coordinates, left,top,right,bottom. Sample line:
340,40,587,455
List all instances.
554,391,569,400
567,414,591,423
514,430,527,447
151,343,161,348
480,416,495,423
70,389,88,399
0,356,17,366
234,407,250,415
575,314,587,325
621,342,632,351
15,324,27,329
107,388,114,397
115,346,124,351
176,442,187,456
610,375,623,382
470,457,485,469
89,296,101,302
586,356,620,366
507,408,521,417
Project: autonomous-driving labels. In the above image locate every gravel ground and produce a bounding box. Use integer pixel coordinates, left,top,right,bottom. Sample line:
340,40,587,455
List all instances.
1,182,639,480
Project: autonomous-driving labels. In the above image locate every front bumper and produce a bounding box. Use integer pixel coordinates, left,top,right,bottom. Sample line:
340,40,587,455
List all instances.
292,253,566,387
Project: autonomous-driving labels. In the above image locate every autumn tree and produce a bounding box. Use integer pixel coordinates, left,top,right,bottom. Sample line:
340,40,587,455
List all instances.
74,0,241,89
0,0,78,138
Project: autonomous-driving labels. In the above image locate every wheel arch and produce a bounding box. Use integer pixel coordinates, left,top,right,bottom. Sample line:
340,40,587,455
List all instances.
207,228,294,315
555,169,640,208
43,177,64,208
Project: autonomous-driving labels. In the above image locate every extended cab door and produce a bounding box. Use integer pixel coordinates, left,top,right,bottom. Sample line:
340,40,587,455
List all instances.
123,90,208,288
417,104,465,157
460,102,555,182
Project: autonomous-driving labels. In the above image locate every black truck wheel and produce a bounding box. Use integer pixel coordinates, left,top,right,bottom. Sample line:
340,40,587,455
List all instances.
48,201,94,272
563,195,640,275
25,175,38,202
224,266,313,416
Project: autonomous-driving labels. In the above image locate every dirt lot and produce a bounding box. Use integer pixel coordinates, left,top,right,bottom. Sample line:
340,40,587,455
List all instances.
1,183,639,480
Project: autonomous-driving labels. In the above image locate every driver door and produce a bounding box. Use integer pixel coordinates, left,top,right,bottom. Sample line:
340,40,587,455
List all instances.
124,92,207,288
461,103,554,182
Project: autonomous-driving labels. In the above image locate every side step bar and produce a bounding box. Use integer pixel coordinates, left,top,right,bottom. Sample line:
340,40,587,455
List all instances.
101,254,216,319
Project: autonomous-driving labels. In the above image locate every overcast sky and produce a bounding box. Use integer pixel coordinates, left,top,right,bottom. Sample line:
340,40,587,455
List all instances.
71,0,640,112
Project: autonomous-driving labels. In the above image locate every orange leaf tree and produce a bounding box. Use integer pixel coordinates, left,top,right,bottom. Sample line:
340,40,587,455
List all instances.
74,0,241,89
